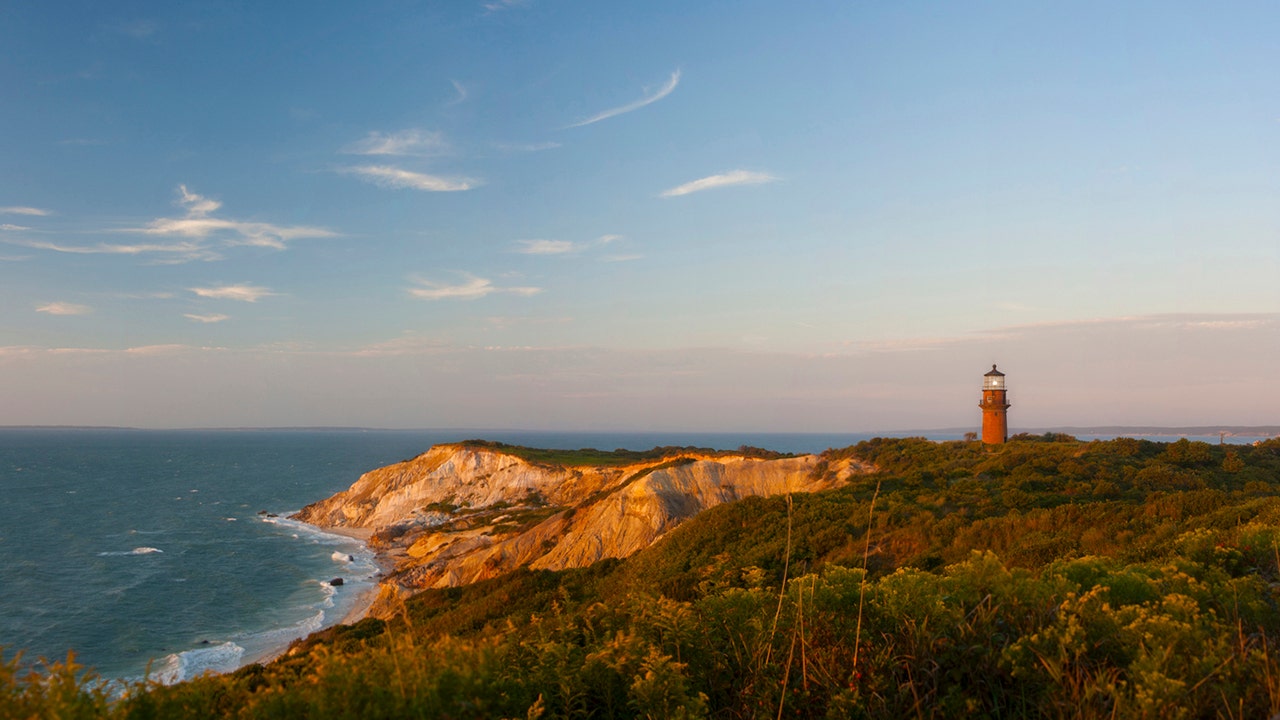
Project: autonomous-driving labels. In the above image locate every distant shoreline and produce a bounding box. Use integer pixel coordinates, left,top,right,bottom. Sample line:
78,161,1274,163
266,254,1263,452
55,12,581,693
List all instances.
2,425,1277,437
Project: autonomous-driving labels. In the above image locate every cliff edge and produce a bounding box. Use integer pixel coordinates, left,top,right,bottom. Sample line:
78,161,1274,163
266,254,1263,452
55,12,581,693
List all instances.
294,443,871,616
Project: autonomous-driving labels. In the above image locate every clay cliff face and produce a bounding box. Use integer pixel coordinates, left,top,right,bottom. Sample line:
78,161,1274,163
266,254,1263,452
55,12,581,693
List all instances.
294,443,870,614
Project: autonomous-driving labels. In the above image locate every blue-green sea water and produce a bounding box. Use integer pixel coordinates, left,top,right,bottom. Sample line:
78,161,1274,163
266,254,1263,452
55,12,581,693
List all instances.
0,428,869,683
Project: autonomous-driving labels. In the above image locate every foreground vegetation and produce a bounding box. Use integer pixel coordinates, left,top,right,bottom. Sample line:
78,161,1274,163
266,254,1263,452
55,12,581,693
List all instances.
7,436,1280,718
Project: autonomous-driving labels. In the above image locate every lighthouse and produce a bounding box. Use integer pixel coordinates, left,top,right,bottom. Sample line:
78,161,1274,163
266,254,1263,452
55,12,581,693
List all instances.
979,364,1010,444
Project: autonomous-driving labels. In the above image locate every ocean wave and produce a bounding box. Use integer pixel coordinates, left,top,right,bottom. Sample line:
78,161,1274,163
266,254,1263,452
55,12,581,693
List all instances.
98,547,164,557
331,550,354,563
150,642,245,685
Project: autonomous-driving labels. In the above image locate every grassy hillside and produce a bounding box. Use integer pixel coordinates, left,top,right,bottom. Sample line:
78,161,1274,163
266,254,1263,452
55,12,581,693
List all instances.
8,436,1280,718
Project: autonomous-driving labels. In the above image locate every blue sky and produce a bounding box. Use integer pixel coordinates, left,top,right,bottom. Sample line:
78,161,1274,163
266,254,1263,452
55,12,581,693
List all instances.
2,1,1277,430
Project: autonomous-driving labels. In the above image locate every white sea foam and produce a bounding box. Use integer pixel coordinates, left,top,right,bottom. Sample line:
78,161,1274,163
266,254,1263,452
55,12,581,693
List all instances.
151,642,245,685
331,550,354,563
97,547,164,557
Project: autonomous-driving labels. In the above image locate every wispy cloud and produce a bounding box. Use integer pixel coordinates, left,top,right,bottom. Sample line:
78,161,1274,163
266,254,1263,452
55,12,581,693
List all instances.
514,234,624,256
343,129,449,157
342,165,478,192
0,206,50,216
1,224,30,231
12,186,336,263
132,185,337,250
408,274,541,300
516,239,576,255
660,170,777,197
189,284,274,302
483,0,529,14
36,302,92,316
567,69,681,128
12,238,217,262
124,344,190,355
448,80,469,106
184,313,230,323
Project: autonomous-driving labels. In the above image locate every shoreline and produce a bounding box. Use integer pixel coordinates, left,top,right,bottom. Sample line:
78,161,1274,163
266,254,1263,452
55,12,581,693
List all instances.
305,522,386,626
230,518,386,673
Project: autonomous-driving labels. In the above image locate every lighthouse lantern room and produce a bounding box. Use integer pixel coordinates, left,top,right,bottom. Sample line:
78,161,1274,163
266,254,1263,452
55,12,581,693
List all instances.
979,364,1011,444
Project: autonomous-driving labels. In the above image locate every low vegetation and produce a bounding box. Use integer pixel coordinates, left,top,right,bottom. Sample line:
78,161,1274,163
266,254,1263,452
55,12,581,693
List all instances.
8,436,1280,718
458,440,796,467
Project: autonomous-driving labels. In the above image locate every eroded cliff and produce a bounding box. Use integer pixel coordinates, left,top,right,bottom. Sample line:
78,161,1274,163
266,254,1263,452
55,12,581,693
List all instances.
294,443,871,616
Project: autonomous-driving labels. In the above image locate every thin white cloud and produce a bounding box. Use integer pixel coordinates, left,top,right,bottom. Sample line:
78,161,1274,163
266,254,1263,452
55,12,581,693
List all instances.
514,234,626,256
516,239,576,255
124,344,190,355
483,0,528,13
343,129,449,157
1,224,30,231
36,302,92,316
189,284,274,302
602,254,643,263
184,313,230,323
660,170,777,197
0,206,50,216
567,69,681,128
342,165,478,192
132,186,336,250
7,186,337,262
14,238,220,262
408,274,541,300
178,185,220,216
448,80,469,106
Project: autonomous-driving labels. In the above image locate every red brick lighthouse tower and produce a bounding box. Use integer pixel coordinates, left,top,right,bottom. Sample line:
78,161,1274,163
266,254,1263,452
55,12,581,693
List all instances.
980,364,1010,444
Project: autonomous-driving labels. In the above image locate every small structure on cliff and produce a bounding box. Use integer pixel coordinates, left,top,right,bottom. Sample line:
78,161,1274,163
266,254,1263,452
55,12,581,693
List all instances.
979,364,1011,444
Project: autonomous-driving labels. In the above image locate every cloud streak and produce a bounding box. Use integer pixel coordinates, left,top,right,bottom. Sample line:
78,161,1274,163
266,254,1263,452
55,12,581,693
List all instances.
342,165,478,192
9,187,336,262
36,302,92,316
567,69,681,128
0,206,50,216
132,186,337,250
660,170,777,197
184,313,231,323
408,274,541,300
11,238,217,262
189,284,275,302
514,234,623,256
343,129,448,157
516,239,576,255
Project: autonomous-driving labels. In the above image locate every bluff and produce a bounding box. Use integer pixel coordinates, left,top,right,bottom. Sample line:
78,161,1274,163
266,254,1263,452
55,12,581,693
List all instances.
294,442,871,615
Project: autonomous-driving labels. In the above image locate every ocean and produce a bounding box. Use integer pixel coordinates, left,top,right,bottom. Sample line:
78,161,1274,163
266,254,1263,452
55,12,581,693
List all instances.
0,428,871,683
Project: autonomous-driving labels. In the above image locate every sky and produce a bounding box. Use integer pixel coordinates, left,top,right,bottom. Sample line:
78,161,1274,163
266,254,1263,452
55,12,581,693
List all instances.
1,1,1278,431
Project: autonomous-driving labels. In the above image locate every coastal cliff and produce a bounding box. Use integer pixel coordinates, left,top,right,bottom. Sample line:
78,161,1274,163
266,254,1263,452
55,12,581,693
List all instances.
294,442,871,616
